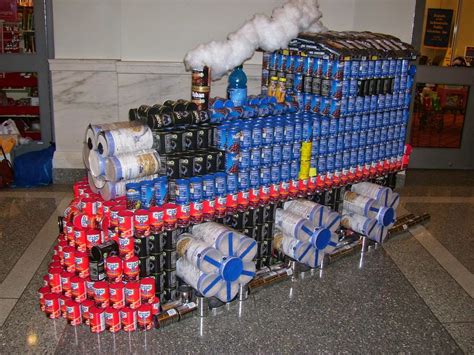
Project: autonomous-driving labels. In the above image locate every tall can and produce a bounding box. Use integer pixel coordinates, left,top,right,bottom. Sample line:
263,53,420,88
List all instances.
191,67,210,111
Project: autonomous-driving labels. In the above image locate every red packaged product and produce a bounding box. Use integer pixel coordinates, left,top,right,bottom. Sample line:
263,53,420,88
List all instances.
60,271,74,297
118,236,135,260
93,281,110,308
74,251,90,278
123,256,140,281
124,281,141,309
139,277,155,302
65,299,82,326
89,306,106,333
81,299,95,325
105,256,123,283
120,307,137,332
137,304,153,330
134,209,151,237
44,293,60,319
70,276,87,302
104,306,121,333
148,206,164,233
47,266,62,294
109,282,125,309
118,210,134,238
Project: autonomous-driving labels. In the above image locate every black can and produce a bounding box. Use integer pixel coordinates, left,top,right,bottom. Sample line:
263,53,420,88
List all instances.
170,101,187,113
182,129,198,152
207,124,218,147
134,237,149,258
245,207,259,227
215,150,225,171
139,256,150,277
256,241,268,259
255,258,264,270
184,101,198,112
255,224,267,242
176,226,190,235
90,240,119,262
193,152,207,176
129,108,139,122
264,222,275,240
197,110,210,124
303,75,312,93
137,105,152,121
89,259,106,281
265,204,277,223
152,272,165,293
203,150,217,174
194,126,209,150
285,73,294,90
148,233,165,255
148,254,163,274
164,250,178,269
154,129,184,155
173,111,194,126
256,206,267,225
163,155,180,179
164,287,177,301
224,212,247,230
164,268,177,289
312,77,322,95
242,226,257,240
178,155,193,178
165,230,178,250
149,110,175,129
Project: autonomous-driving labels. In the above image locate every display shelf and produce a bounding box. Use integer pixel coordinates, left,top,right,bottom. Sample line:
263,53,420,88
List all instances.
0,105,39,115
0,73,38,88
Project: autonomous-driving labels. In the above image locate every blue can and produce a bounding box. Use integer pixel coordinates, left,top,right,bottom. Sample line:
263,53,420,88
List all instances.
350,149,358,168
374,129,381,144
251,121,262,148
349,79,358,97
352,114,361,131
285,55,295,73
376,112,384,128
390,110,397,125
369,95,377,112
345,115,353,132
400,124,407,139
379,144,386,160
389,59,397,76
343,133,351,150
327,154,335,172
375,60,383,77
294,74,303,92
202,174,215,199
226,173,238,194
347,97,356,114
380,127,388,142
189,177,203,202
153,176,168,205
351,60,360,78
312,115,321,137
342,80,350,97
240,123,252,150
294,118,303,142
365,146,373,163
385,141,393,157
269,53,278,70
372,145,379,162
260,166,271,185
302,116,312,141
140,181,154,209
226,126,241,152
250,148,261,168
387,126,395,141
360,60,369,78
393,76,400,92
385,94,393,109
343,61,352,80
398,92,405,108
225,152,239,173
295,57,304,73
174,179,190,205
335,152,343,170
216,123,229,150
277,53,286,72
398,140,405,155
343,150,351,169
359,130,367,147
329,118,338,136
249,168,260,188
303,56,314,75
361,114,369,130
363,96,371,112
357,148,365,166
284,119,295,143
336,134,344,152
317,155,327,174
320,117,329,136
239,149,251,169
311,139,319,156
292,142,302,160
126,182,140,208
355,97,364,113
290,161,299,179
367,60,375,78
280,162,290,182
274,118,284,144
328,135,336,154
351,132,359,149
367,129,375,145
319,137,327,155
261,146,272,166
395,109,403,124
281,143,292,162
262,120,274,146
271,165,281,184
303,93,313,112
377,94,386,110
382,111,390,127
238,169,250,191
242,105,257,119
215,172,227,196
400,75,407,90
393,125,401,140
340,98,348,117
272,144,282,165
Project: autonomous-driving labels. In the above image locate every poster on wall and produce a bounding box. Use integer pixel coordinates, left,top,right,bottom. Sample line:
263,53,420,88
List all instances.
0,0,17,22
423,8,453,48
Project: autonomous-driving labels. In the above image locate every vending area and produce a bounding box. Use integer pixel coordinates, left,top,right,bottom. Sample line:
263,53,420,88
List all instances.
38,15,426,333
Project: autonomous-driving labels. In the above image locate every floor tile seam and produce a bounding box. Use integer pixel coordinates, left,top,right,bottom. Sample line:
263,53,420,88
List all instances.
382,242,465,352
0,195,71,296
442,320,474,324
0,203,62,290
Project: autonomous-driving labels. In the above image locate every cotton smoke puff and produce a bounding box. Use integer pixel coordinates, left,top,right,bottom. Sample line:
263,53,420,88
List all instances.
184,0,326,80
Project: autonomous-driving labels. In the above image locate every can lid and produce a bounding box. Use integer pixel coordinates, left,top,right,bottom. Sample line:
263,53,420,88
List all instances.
220,257,243,282
377,206,395,227
311,227,332,250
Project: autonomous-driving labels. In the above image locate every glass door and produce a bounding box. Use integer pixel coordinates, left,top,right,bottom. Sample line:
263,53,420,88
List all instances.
409,0,474,169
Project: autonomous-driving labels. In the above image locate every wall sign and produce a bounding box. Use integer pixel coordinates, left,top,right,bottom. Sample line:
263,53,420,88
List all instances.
424,8,453,48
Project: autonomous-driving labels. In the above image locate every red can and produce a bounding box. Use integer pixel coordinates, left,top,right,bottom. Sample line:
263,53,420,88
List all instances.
124,281,141,309
118,236,135,260
95,198,104,216
93,281,110,308
59,294,70,318
139,277,155,302
70,276,87,302
62,246,76,273
89,306,106,333
73,213,95,229
120,307,137,332
66,299,82,326
226,193,238,212
102,201,115,219
249,187,260,207
176,203,190,228
150,296,161,315
307,176,317,193
57,240,68,264
73,227,87,252
104,306,121,332
237,190,249,210
51,254,61,264
163,203,178,230
298,178,308,195
214,196,227,218
134,209,150,237
137,304,153,330
123,256,140,281
81,198,97,216
289,179,299,198
86,229,102,250
107,227,119,244
269,183,280,201
105,256,123,282
44,293,60,319
75,251,90,278
73,181,88,198
80,299,94,325
97,216,110,242
38,286,51,311
85,277,95,299
109,282,125,309
48,266,62,294
49,261,61,269
109,206,126,227
202,199,215,221
118,210,134,238
64,205,81,224
259,186,270,204
42,275,49,287
60,271,74,297
148,206,164,233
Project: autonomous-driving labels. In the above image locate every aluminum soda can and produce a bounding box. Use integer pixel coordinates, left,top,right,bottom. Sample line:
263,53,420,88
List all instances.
120,307,137,332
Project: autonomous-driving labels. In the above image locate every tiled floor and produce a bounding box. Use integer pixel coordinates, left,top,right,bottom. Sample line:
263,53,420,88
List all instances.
0,170,473,354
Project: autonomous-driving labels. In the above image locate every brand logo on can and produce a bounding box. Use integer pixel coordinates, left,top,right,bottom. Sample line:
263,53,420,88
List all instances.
141,284,152,293
138,310,150,319
135,215,148,225
124,288,136,297
166,208,177,217
119,238,131,248
95,288,106,296
126,261,139,272
108,262,120,271
105,312,113,320
87,234,100,244
152,211,163,220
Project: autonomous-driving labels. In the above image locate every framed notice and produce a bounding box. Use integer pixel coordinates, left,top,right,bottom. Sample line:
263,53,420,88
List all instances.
424,8,453,48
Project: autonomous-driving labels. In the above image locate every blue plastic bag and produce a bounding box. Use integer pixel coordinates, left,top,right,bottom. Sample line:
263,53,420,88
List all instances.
13,144,55,187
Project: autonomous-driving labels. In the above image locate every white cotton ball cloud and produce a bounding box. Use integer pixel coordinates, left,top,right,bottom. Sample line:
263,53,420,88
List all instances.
184,0,327,80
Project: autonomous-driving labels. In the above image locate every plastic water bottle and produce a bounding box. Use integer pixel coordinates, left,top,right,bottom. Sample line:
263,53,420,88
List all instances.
343,191,396,227
176,234,223,274
227,65,247,107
